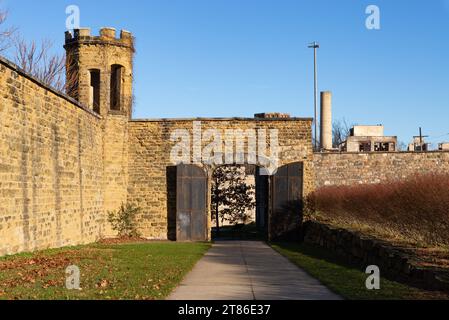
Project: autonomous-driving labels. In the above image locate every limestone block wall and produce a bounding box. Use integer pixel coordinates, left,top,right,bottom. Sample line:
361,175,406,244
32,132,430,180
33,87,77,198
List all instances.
313,151,449,189
0,58,105,256
127,118,313,240
102,116,129,237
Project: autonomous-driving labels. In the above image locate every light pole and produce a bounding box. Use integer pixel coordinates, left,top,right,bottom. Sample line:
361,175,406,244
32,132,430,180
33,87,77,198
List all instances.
308,41,320,151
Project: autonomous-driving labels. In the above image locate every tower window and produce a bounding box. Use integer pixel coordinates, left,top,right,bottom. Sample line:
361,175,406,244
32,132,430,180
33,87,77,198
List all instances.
89,69,100,114
110,64,124,111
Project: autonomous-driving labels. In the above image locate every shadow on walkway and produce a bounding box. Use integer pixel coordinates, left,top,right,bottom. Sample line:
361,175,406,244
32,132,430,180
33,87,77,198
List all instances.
168,240,342,300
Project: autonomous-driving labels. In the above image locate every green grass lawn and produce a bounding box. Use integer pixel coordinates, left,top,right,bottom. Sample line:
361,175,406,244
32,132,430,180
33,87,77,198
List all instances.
0,241,210,300
271,242,449,300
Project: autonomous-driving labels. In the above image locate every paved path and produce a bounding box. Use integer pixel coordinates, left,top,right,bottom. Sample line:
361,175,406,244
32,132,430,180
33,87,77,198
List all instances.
168,241,341,300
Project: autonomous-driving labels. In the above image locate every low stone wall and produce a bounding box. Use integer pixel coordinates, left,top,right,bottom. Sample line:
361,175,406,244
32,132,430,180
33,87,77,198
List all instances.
302,221,449,292
313,151,449,188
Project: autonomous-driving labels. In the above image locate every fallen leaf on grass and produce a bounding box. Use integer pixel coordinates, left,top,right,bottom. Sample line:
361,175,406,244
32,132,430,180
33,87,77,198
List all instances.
96,279,109,288
42,279,59,289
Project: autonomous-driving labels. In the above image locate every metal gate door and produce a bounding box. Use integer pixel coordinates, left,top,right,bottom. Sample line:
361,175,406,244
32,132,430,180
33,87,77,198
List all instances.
255,167,269,234
269,162,303,241
176,164,207,241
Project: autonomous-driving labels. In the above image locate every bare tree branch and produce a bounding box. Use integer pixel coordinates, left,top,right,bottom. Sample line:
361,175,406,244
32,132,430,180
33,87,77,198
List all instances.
1,4,77,94
333,119,354,148
64,51,79,97
397,141,407,151
211,166,255,229
13,36,69,91
0,7,17,52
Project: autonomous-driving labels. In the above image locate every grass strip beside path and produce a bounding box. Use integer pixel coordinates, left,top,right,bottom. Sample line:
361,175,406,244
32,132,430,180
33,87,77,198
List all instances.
0,241,210,300
271,242,449,300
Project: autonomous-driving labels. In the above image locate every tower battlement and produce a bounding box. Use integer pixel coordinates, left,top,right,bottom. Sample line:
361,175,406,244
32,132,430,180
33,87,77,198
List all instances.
64,27,134,50
64,26,135,117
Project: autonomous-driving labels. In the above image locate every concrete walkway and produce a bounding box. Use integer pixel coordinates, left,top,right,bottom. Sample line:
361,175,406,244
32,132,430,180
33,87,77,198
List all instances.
168,241,341,300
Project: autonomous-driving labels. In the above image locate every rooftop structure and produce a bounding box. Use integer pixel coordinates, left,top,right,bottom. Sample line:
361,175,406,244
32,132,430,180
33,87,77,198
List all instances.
438,142,449,151
339,125,397,152
408,137,430,152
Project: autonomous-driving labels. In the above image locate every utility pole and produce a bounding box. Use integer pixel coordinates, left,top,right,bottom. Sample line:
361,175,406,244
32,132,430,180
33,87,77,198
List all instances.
308,41,320,151
419,127,423,147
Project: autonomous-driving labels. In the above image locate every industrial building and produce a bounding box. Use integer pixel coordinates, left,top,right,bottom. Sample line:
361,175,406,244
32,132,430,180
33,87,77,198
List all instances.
408,137,430,152
338,125,397,152
439,143,449,151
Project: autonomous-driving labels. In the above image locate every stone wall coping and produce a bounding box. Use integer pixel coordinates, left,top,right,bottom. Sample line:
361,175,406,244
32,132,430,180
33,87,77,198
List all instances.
0,55,102,120
314,150,449,155
130,117,313,122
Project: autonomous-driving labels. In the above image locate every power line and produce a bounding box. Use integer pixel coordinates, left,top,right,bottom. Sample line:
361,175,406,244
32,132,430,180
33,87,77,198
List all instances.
425,132,449,142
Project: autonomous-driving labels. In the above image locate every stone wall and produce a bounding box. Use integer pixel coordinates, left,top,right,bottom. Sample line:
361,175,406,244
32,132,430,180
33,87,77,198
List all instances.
303,221,449,291
0,51,314,254
102,116,129,236
4,42,449,256
127,118,313,240
0,58,105,256
313,151,449,188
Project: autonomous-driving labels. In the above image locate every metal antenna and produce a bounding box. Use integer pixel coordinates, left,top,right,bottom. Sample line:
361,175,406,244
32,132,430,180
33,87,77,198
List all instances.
308,41,320,151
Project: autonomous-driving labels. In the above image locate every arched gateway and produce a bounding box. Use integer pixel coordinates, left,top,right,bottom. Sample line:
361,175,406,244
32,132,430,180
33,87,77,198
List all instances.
62,28,314,243
127,115,314,242
174,162,304,241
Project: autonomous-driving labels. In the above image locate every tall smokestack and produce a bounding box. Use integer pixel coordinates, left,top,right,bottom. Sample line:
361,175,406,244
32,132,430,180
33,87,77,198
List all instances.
320,91,332,151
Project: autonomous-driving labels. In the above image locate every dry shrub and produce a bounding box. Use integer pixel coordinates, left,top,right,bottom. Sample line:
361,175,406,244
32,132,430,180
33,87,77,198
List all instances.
309,174,449,247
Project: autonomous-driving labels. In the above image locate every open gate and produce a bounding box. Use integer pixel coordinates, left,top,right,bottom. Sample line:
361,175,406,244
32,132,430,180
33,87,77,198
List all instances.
176,164,208,241
255,167,269,234
174,162,303,241
269,162,304,241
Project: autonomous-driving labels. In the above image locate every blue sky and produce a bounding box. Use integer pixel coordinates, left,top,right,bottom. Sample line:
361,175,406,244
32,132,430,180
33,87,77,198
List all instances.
2,0,449,146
